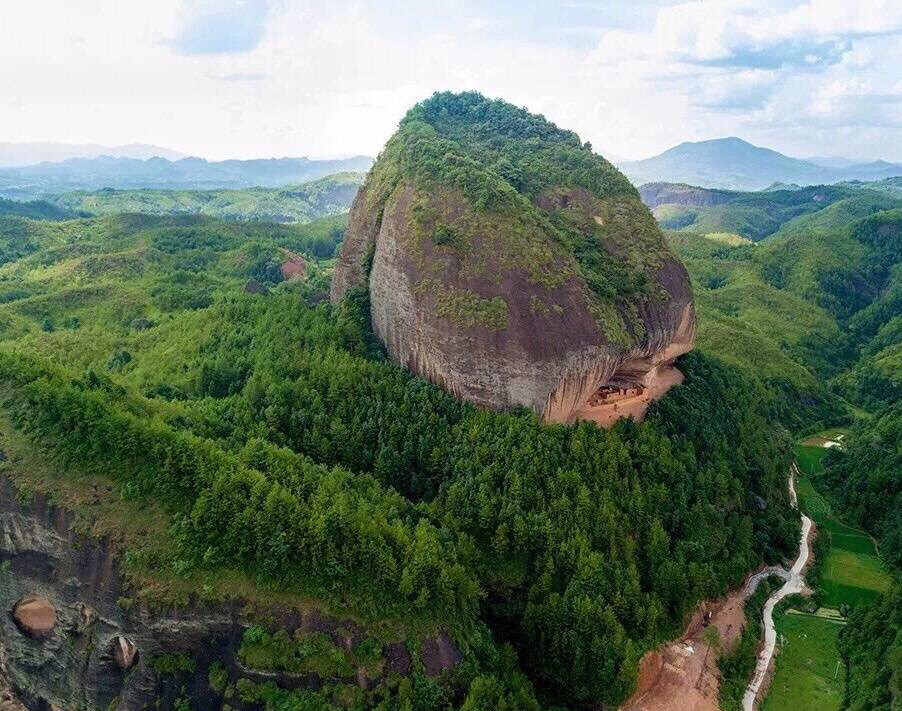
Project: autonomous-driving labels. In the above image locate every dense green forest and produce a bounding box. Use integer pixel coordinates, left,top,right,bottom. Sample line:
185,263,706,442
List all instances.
0,202,803,709
49,172,363,224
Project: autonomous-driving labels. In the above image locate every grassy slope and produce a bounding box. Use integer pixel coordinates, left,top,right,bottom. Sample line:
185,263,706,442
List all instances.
760,614,844,711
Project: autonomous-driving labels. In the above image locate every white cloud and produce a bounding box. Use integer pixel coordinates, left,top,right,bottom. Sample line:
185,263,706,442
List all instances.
0,0,899,162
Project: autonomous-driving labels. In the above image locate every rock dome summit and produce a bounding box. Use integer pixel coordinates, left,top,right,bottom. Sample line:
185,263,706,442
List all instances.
332,92,696,425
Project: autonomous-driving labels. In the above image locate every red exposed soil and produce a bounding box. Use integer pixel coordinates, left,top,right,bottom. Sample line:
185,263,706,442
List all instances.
280,250,307,280
621,573,760,711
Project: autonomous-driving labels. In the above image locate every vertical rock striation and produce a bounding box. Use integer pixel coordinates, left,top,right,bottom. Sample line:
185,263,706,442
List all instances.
332,92,695,424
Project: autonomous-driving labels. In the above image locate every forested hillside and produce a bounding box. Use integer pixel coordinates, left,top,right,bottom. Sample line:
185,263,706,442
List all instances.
667,208,902,426
645,182,902,243
669,205,902,711
50,172,364,224
0,208,799,709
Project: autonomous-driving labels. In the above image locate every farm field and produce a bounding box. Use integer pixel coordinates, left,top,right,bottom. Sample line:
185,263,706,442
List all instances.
795,444,829,476
794,474,891,607
762,434,892,710
760,614,844,711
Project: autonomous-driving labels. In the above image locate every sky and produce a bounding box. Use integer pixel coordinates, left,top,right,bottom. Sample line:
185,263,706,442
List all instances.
2,0,901,162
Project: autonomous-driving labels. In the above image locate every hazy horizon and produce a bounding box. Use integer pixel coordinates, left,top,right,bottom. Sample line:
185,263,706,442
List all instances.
3,1,902,163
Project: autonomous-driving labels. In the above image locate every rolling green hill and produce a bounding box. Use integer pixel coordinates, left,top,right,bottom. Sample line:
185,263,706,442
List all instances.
0,196,76,220
668,207,902,424
48,172,364,224
644,183,902,243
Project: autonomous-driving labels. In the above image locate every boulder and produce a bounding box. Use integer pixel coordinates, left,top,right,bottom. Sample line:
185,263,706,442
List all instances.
332,92,695,424
111,635,139,670
11,594,56,639
420,632,461,676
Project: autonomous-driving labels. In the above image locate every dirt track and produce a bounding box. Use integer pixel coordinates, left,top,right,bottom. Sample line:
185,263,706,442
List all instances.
742,465,812,710
622,465,808,711
621,569,777,711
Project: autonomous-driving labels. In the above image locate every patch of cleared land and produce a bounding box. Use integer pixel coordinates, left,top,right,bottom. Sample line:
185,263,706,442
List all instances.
703,232,754,246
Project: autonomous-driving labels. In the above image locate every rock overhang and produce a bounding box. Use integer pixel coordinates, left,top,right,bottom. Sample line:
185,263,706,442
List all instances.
331,91,696,426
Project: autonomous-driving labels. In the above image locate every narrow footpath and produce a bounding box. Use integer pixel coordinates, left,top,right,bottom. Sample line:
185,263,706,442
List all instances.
742,463,813,710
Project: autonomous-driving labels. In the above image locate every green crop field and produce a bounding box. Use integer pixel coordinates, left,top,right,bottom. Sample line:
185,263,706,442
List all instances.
794,444,829,476
795,472,890,607
821,549,892,607
760,614,844,711
795,477,876,554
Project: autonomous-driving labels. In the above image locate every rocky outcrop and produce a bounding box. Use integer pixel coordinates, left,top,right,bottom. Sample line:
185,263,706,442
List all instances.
332,93,696,424
111,636,138,670
0,475,435,711
420,633,462,676
10,595,55,639
638,182,735,209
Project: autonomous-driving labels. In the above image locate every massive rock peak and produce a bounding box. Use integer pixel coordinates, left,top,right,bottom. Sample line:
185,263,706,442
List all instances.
331,91,696,424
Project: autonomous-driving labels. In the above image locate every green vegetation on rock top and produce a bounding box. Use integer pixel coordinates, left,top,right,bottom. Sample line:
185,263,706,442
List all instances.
360,91,676,338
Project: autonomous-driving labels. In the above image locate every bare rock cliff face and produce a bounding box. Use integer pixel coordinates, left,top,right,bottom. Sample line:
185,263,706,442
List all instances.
331,93,696,424
0,477,456,711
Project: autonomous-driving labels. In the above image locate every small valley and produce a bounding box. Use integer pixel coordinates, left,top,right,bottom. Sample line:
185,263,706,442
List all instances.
1,8,901,708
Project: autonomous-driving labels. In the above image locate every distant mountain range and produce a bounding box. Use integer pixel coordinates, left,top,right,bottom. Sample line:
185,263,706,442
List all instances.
0,154,374,199
0,142,187,167
618,137,902,191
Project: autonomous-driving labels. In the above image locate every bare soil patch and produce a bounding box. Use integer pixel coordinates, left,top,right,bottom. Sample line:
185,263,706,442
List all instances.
621,571,762,711
575,364,684,428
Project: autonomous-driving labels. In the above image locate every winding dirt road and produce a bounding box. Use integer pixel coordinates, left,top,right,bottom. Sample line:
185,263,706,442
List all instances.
742,464,813,710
